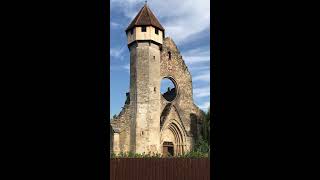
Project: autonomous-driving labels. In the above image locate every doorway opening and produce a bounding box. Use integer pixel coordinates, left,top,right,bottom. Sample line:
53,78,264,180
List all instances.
163,141,174,157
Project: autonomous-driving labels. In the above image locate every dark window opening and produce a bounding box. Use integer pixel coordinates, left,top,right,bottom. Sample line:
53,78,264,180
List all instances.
125,92,130,104
155,29,159,34
141,26,146,32
168,51,171,60
130,29,134,35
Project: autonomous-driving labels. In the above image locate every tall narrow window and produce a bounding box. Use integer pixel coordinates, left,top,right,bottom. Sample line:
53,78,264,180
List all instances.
130,28,134,35
168,51,171,60
141,26,146,32
155,28,159,34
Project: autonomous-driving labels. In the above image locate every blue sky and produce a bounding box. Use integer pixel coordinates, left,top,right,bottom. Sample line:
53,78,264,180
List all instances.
110,0,210,118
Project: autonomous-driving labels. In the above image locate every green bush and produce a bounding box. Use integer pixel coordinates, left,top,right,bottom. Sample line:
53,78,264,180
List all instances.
194,137,210,154
110,150,208,158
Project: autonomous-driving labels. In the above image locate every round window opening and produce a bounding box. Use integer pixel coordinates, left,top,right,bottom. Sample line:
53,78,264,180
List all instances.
160,78,177,102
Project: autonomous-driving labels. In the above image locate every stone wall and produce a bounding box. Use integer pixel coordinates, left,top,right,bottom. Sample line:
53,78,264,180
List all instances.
160,37,205,140
110,104,131,152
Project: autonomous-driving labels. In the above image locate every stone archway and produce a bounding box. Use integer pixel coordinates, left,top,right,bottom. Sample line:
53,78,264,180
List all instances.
160,120,187,155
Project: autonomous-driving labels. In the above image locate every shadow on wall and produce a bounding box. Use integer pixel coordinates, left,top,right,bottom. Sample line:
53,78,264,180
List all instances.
160,103,172,129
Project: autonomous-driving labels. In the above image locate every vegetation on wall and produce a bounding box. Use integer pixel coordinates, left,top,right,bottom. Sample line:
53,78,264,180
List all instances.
201,106,210,146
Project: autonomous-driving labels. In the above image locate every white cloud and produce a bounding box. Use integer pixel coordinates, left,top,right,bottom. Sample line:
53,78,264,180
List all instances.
182,47,210,66
110,46,126,60
193,71,210,82
189,66,210,71
183,47,210,56
183,55,210,65
111,21,121,28
193,86,210,98
123,64,130,73
198,101,210,111
110,63,130,71
110,0,210,45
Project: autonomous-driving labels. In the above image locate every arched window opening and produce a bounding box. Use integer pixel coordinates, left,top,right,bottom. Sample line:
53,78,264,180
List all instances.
160,78,176,102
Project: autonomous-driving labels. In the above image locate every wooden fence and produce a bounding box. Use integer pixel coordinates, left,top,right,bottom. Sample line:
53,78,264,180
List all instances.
110,158,210,180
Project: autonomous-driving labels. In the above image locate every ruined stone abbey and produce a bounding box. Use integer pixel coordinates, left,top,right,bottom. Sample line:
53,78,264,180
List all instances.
110,4,205,156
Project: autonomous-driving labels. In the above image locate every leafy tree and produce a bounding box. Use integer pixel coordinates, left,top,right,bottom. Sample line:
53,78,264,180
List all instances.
201,106,210,146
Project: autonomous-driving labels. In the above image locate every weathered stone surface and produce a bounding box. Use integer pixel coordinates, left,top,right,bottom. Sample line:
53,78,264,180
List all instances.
110,104,131,152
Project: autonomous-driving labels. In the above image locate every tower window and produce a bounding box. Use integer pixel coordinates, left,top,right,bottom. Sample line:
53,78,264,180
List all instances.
130,28,134,35
168,51,171,60
141,26,146,32
155,29,159,34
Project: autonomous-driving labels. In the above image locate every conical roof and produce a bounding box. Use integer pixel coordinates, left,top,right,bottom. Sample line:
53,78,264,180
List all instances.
126,4,164,32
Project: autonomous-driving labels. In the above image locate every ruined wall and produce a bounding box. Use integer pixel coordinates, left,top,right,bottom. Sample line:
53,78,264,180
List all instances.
160,37,205,143
110,104,131,152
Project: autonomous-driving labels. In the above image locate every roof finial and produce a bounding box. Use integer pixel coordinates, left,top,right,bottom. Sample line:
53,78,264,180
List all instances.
145,0,147,4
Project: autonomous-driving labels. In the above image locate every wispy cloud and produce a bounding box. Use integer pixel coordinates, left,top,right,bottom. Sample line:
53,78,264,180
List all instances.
188,66,210,71
193,86,210,98
111,21,121,28
110,46,126,60
183,55,210,65
182,47,210,66
123,64,130,73
198,101,210,111
193,71,210,82
183,47,210,56
110,63,129,71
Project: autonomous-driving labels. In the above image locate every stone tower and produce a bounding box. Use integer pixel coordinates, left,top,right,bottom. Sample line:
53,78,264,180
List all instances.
125,4,165,153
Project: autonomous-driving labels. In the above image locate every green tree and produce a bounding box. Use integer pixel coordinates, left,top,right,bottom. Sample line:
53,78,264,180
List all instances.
201,106,210,146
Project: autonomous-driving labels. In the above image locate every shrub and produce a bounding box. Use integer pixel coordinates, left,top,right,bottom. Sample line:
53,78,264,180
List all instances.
110,150,208,158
